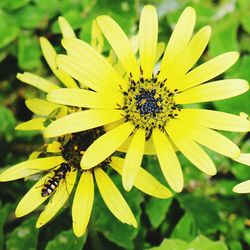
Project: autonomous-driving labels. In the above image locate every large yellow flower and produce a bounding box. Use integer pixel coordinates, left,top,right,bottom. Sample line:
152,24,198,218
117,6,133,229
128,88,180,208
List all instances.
44,6,250,193
0,129,172,237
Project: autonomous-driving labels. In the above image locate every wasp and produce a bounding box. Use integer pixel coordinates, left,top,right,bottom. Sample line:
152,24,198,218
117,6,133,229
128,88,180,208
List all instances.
41,162,71,197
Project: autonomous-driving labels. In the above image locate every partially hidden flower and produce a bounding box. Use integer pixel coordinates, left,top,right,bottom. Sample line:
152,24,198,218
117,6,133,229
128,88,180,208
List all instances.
0,127,172,237
43,5,250,193
16,17,104,131
233,153,250,193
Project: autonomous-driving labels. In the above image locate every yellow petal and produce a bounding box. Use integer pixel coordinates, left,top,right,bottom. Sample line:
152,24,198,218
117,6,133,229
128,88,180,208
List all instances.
17,72,59,93
171,119,240,158
139,5,158,79
15,173,53,217
72,171,94,237
178,109,250,132
158,7,196,81
122,129,145,191
91,19,104,53
166,122,217,175
36,170,77,228
119,135,157,155
130,34,139,54
95,168,137,227
44,109,123,138
110,156,172,199
58,16,76,38
168,26,211,85
155,42,165,63
47,141,62,153
57,54,123,101
61,38,126,93
233,180,250,193
28,151,41,160
0,156,64,181
175,52,239,91
152,128,183,192
234,153,250,166
81,122,134,170
25,98,63,116
175,79,249,104
97,15,140,81
47,88,119,108
15,118,46,131
40,37,78,89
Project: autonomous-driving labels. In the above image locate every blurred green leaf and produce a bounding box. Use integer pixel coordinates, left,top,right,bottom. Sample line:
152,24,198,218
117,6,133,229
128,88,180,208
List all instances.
0,106,16,142
231,162,250,182
145,198,172,229
237,0,250,33
147,235,228,250
171,212,196,241
1,0,31,11
214,180,238,197
45,230,87,250
6,216,38,250
15,5,46,29
188,235,228,250
0,10,20,49
209,13,239,57
147,238,188,250
79,0,136,44
17,31,42,70
228,240,243,250
178,195,223,234
33,0,59,19
0,204,12,250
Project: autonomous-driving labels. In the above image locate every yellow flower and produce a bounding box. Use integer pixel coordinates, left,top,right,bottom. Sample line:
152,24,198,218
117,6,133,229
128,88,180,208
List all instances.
44,6,250,193
0,129,172,237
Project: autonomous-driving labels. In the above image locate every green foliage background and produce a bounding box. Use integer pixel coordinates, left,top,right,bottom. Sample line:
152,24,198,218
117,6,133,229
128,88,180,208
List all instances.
0,0,250,249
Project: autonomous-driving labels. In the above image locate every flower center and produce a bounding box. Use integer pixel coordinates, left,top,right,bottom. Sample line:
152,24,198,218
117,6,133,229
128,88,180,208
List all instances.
121,69,180,140
60,128,111,170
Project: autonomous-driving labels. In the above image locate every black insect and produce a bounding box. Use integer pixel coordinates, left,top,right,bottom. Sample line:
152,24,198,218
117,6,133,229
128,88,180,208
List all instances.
41,162,71,197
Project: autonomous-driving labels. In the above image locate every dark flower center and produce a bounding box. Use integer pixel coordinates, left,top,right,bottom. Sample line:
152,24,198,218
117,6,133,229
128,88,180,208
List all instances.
121,69,180,140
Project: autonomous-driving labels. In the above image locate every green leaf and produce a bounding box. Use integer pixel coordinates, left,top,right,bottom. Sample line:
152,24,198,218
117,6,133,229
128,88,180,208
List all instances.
15,5,46,29
0,204,12,249
6,216,39,250
33,0,59,19
1,0,31,10
0,10,20,49
214,180,238,197
148,239,188,250
0,106,16,142
17,31,42,70
237,0,250,33
189,235,228,250
171,212,196,241
228,240,243,250
208,13,239,57
145,198,172,229
79,0,136,44
178,195,223,234
45,230,87,250
148,235,228,250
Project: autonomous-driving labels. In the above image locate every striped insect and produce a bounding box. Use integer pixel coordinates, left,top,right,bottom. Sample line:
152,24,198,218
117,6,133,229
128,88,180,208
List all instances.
41,162,71,197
